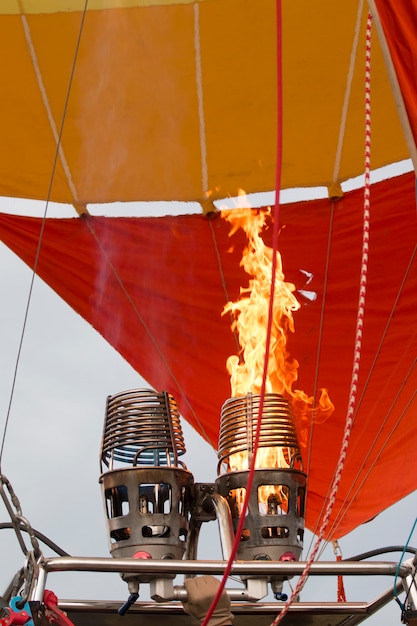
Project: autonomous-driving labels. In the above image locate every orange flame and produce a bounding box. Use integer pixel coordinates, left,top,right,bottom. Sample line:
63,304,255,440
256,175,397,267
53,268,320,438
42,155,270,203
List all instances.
222,201,334,456
222,204,300,398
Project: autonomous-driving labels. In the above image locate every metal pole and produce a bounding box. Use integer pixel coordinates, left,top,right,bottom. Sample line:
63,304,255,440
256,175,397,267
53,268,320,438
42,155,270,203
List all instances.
43,556,412,578
206,493,235,560
31,565,47,603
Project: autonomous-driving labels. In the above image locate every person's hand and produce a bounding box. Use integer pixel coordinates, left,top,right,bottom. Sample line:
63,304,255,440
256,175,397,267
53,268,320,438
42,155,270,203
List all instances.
183,576,234,625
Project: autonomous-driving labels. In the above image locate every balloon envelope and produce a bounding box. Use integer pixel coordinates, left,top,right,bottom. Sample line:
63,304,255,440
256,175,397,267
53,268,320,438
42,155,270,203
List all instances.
0,171,416,538
0,0,416,539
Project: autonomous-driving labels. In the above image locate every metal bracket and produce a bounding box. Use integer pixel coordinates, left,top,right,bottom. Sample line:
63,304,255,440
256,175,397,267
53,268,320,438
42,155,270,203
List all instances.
0,596,33,626
191,483,217,522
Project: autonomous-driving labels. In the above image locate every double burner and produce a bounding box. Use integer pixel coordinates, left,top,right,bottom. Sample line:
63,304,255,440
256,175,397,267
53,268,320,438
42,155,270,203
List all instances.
99,388,306,603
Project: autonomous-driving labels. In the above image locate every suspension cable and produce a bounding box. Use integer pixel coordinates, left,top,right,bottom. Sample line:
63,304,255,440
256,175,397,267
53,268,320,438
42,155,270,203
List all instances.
324,367,417,542
0,522,69,557
304,198,335,524
200,2,284,624
270,12,373,624
0,0,89,473
83,217,212,444
0,474,41,559
322,228,417,538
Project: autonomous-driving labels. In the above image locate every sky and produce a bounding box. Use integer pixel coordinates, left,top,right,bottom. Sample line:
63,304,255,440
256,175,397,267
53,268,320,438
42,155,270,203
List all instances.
0,176,416,625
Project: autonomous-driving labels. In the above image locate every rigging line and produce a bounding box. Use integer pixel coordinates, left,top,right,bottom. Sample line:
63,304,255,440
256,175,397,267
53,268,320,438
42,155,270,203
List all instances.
84,217,212,445
347,545,417,560
0,474,41,559
208,219,241,357
306,0,364,556
304,198,335,557
317,244,417,553
0,1,89,472
368,0,417,173
0,523,70,557
338,387,417,540
324,346,417,528
324,369,417,542
320,243,417,540
317,16,375,557
317,9,374,556
201,1,284,624
308,40,372,554
348,244,416,426
272,14,373,620
332,0,364,183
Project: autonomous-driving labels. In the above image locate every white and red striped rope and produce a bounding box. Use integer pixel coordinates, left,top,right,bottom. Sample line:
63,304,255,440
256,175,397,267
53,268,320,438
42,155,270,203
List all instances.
270,12,373,625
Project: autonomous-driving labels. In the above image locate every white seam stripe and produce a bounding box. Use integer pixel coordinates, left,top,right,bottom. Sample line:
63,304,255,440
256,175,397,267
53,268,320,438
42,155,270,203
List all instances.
193,3,208,196
20,13,79,204
332,0,364,183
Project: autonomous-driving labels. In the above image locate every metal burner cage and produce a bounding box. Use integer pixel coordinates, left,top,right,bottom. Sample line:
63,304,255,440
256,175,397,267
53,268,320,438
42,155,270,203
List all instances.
100,388,186,471
216,393,306,562
99,389,194,570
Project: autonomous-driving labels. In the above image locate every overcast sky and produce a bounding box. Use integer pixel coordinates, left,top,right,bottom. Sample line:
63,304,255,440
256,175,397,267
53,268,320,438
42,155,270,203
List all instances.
0,179,415,624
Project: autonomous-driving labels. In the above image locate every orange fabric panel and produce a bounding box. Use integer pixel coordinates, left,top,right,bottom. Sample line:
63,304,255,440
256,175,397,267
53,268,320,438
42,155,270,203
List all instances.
0,1,409,206
0,172,416,538
374,0,417,147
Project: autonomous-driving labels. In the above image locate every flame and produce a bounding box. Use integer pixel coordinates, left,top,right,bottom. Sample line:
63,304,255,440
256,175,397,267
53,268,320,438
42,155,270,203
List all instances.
221,200,334,512
229,446,291,473
229,448,290,516
229,485,289,519
222,204,300,398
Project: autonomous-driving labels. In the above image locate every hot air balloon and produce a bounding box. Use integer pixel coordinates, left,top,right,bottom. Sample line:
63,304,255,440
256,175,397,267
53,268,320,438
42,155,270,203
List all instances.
0,1,416,625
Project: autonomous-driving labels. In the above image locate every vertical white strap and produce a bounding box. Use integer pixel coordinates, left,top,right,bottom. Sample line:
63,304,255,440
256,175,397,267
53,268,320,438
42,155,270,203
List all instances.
332,0,365,184
20,12,81,209
193,3,209,198
367,0,417,173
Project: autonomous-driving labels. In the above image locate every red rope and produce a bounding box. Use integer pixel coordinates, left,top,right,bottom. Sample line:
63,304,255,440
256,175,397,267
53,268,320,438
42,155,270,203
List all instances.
332,540,347,602
200,2,284,624
269,11,373,625
336,555,347,603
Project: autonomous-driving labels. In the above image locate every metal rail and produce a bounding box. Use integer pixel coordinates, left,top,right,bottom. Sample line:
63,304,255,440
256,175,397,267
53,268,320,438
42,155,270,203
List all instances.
16,555,414,625
49,580,408,626
41,556,411,577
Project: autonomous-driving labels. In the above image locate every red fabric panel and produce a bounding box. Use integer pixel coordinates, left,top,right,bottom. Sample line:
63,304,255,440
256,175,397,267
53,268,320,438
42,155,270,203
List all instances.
374,0,417,146
0,172,416,538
